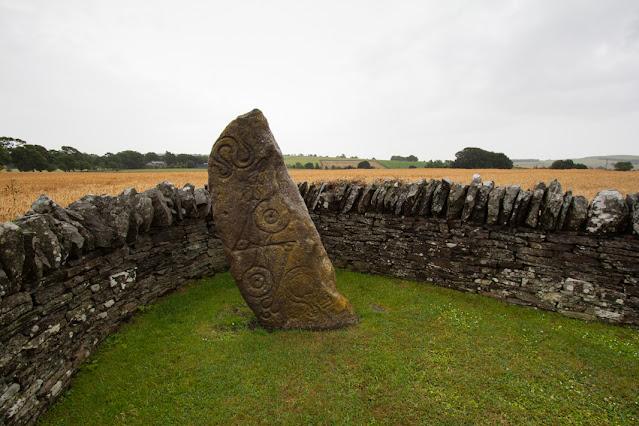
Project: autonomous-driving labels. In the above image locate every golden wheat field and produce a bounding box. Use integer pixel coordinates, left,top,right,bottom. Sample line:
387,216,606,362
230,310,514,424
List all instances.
1,169,638,223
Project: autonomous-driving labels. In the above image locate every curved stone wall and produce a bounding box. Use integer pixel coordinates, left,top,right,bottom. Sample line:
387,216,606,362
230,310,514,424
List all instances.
1,176,638,424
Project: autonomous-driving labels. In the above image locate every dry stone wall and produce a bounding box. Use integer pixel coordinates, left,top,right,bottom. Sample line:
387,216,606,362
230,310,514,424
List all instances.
1,182,227,425
300,175,639,327
1,175,638,424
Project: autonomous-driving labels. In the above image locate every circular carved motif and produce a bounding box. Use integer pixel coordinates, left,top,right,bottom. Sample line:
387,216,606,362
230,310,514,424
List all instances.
242,267,272,298
253,200,290,233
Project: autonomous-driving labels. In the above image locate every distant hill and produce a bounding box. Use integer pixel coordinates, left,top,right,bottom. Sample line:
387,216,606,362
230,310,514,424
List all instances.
513,155,639,170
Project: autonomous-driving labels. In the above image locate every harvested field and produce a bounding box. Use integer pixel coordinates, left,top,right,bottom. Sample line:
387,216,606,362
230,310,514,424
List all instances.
1,169,638,222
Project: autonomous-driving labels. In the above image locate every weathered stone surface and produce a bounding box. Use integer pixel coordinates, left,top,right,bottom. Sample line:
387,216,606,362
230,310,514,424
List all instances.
341,185,362,214
539,179,564,231
194,187,212,218
207,109,357,331
446,183,468,220
510,189,532,226
403,178,426,215
298,181,309,198
486,186,506,226
394,182,413,215
372,179,393,213
524,182,547,228
0,222,25,290
627,193,639,235
461,174,482,222
565,195,588,231
470,181,494,223
334,183,350,211
178,185,200,218
357,181,379,213
586,190,629,233
499,184,521,226
414,179,438,217
431,179,452,218
556,190,572,231
143,188,174,227
30,194,94,251
384,182,402,213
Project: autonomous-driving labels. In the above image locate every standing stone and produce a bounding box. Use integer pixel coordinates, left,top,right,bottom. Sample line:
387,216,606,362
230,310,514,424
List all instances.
208,109,357,331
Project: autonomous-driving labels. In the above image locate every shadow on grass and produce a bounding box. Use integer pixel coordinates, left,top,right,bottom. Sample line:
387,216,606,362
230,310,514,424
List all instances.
41,271,639,424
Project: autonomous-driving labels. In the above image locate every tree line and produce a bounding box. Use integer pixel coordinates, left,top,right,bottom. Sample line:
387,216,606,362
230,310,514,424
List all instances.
0,137,208,171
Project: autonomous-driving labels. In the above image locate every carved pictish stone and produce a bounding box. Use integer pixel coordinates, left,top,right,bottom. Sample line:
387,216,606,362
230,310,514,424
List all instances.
208,109,358,331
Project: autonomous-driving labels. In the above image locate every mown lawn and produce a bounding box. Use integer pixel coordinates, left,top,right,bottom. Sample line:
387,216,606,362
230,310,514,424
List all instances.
41,271,639,425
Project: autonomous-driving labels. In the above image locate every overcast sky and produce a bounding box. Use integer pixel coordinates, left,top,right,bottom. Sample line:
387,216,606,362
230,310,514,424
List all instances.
2,1,638,161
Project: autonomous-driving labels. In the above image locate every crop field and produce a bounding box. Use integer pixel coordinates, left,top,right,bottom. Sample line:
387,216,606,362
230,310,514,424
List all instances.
1,169,638,222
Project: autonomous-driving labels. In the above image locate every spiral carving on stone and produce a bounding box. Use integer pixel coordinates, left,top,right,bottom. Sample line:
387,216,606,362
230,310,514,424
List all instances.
210,136,255,178
253,199,290,234
241,266,272,298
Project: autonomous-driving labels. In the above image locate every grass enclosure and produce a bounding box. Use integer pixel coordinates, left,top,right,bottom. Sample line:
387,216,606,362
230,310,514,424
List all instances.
41,271,639,424
1,169,638,222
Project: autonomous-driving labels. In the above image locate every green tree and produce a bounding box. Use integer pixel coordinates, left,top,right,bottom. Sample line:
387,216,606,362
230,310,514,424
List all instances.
304,162,314,169
614,161,633,171
10,144,51,171
114,150,145,169
357,160,372,169
450,147,513,169
550,159,588,170
391,154,419,162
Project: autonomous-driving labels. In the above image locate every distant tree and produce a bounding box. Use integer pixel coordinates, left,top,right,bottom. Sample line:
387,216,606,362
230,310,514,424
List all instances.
144,152,160,163
357,160,372,169
314,163,320,169
450,147,513,169
423,159,450,168
295,162,303,169
10,144,51,171
550,159,588,170
391,154,419,162
614,161,633,171
163,151,177,166
409,165,416,169
304,162,314,169
114,150,145,169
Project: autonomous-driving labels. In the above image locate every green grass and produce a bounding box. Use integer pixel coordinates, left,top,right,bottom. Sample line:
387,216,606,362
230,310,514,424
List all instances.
41,271,639,425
